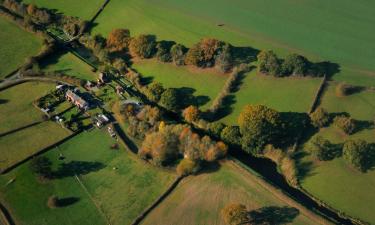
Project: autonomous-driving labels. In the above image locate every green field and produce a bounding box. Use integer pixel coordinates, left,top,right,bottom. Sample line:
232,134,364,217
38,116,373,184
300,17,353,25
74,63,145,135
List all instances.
220,71,321,124
0,17,42,79
133,60,228,109
0,129,176,225
0,82,55,133
23,0,103,20
40,52,97,81
142,162,319,225
299,83,375,224
93,0,375,86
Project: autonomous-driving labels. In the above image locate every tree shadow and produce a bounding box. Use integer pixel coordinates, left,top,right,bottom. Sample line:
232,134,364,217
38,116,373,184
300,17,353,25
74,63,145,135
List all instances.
0,99,9,104
293,151,316,181
278,112,312,147
231,46,260,65
57,197,80,207
53,161,105,178
176,87,210,108
196,161,221,175
249,206,300,225
39,49,69,70
309,61,340,79
354,120,374,133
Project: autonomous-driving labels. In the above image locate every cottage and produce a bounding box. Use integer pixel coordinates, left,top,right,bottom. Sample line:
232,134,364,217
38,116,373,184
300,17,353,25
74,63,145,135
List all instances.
66,89,89,111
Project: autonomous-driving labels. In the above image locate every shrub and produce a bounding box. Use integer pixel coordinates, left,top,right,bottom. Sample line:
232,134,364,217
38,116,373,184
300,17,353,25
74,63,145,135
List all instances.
129,34,156,58
280,156,298,186
305,136,340,161
176,158,200,176
309,107,330,128
343,140,371,172
221,203,249,225
333,115,356,134
47,195,59,208
170,43,186,66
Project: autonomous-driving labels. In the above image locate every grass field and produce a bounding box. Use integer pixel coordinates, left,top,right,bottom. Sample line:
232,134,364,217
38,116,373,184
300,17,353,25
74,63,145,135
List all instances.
0,129,176,225
0,82,55,133
220,71,321,124
93,0,375,86
22,0,103,20
40,52,97,81
133,60,228,109
299,84,375,224
0,17,42,79
142,162,318,225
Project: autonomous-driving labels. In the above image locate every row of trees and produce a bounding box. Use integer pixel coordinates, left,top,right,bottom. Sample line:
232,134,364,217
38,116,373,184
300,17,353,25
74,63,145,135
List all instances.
307,137,375,172
257,50,323,77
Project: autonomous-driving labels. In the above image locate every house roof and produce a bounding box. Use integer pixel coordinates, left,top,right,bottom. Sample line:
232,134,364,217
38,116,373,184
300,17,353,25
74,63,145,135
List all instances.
66,90,88,107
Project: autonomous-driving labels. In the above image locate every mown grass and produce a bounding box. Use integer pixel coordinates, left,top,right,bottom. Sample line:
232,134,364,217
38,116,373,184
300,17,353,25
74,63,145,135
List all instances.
133,60,228,109
0,129,176,225
93,0,375,86
0,82,54,133
40,52,97,81
0,121,71,171
220,71,321,124
142,162,316,225
0,16,42,79
22,0,103,20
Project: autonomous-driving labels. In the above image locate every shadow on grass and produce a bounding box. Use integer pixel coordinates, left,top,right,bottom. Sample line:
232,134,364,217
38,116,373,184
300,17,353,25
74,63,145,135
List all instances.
58,197,80,207
196,161,221,175
54,161,105,178
0,99,9,104
249,206,299,225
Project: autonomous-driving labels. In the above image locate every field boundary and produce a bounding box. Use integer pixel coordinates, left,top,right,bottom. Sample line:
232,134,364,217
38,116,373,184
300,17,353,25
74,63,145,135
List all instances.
130,176,184,225
0,201,14,225
0,130,78,174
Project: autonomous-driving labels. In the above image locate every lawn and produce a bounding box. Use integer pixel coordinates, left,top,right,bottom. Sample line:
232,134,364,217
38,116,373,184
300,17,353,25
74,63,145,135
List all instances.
0,82,56,134
133,60,228,109
22,0,103,20
220,71,322,124
0,129,176,225
0,16,42,79
40,52,97,81
142,162,319,225
0,121,71,172
92,0,375,86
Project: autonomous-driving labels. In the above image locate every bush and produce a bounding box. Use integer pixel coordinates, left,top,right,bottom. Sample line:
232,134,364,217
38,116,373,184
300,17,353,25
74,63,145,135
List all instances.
47,195,59,208
176,158,200,176
333,115,356,134
309,107,330,128
170,43,186,66
343,140,371,172
305,136,340,161
221,203,249,225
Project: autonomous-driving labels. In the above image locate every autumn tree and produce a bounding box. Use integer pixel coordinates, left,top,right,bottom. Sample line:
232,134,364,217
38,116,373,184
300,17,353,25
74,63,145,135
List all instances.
238,105,281,154
170,43,187,66
182,105,200,123
176,158,200,176
129,34,156,58
257,50,281,76
221,203,250,225
333,115,357,134
185,38,225,68
155,41,173,62
221,126,241,146
309,107,330,128
47,195,59,208
144,81,165,102
106,28,131,52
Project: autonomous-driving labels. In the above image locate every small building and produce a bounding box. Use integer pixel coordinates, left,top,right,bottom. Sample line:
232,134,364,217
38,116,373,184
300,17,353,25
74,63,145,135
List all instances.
98,72,108,84
116,85,124,95
66,89,89,111
94,114,110,128
108,126,116,138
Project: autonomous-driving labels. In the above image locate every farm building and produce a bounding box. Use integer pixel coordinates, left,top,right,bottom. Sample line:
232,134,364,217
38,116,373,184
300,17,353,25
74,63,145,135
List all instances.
66,89,89,110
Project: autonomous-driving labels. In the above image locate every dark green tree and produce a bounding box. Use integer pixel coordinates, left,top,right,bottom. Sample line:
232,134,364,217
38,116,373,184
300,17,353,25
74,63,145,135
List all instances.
257,50,281,76
343,140,371,172
159,88,181,111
